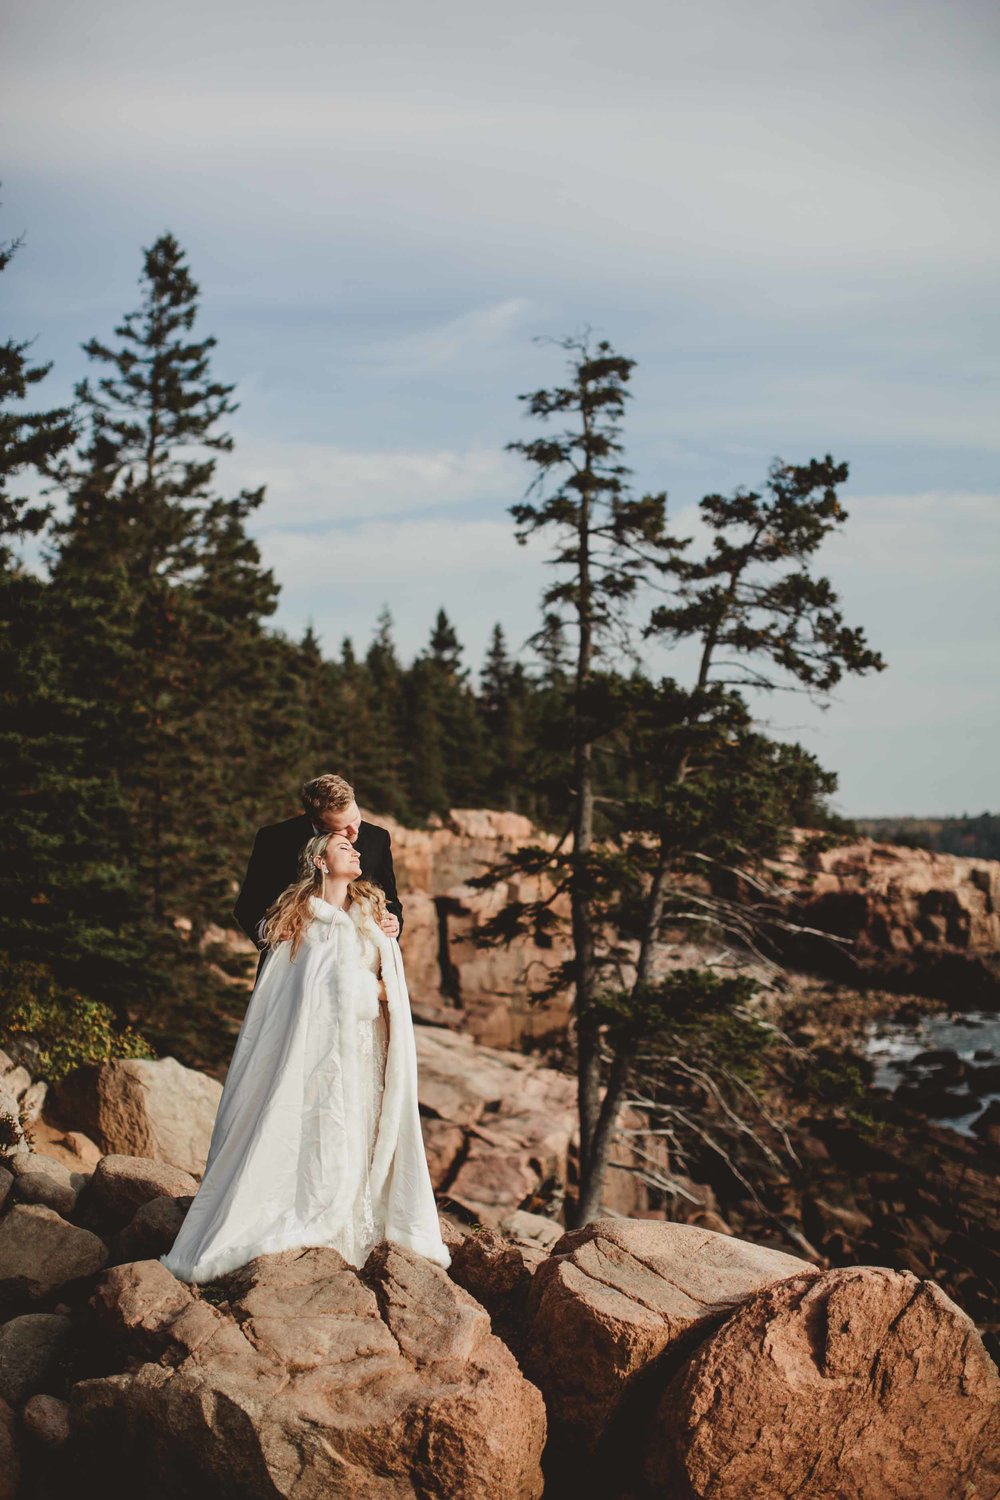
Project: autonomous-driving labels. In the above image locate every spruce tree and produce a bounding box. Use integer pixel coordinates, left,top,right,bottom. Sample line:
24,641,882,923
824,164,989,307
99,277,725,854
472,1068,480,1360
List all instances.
479,336,885,1225
428,608,464,676
50,233,282,938
480,624,530,811
501,333,680,1208
0,231,74,557
402,654,450,818
420,609,487,808
362,608,410,819
0,230,147,1014
328,637,384,798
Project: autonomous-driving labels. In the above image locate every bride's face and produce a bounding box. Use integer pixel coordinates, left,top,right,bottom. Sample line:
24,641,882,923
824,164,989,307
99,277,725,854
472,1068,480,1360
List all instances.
321,835,362,880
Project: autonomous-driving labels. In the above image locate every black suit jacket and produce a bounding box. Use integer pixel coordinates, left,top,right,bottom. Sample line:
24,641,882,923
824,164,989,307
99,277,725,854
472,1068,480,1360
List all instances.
233,813,403,949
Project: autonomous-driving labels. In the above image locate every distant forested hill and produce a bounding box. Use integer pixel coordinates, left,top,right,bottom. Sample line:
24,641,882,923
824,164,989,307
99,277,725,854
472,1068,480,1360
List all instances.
856,814,1000,861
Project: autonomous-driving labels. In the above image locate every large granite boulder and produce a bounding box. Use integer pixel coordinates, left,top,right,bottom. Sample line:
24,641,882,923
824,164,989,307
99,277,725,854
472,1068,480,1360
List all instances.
647,1264,1000,1500
448,1227,547,1355
71,1244,546,1498
45,1057,221,1178
524,1219,808,1450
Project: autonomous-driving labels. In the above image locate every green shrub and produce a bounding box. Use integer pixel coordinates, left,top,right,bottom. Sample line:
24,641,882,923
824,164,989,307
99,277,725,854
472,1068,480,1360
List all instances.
0,953,154,1083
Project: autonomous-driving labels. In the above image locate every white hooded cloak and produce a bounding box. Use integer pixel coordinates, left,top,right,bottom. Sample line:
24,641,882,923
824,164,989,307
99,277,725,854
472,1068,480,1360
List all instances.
159,895,450,1282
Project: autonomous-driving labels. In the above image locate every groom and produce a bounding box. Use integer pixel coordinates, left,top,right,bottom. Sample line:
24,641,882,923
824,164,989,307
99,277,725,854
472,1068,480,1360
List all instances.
234,773,403,950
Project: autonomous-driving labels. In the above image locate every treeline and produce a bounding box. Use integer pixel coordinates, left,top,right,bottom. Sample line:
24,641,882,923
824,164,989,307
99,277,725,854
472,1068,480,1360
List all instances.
856,815,1000,862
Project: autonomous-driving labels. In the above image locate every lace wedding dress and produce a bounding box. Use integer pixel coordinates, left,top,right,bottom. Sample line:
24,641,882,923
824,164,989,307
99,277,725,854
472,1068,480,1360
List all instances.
160,895,450,1282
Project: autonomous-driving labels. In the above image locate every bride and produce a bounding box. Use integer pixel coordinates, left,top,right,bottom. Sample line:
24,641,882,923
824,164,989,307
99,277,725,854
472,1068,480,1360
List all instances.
160,831,451,1281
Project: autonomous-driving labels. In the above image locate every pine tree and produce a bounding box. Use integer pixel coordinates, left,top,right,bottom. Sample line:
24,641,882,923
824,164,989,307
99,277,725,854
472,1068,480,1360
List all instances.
362,608,410,819
0,231,74,559
480,623,510,716
50,233,283,938
0,229,148,1014
502,333,680,1214
417,609,487,809
402,655,450,818
328,636,381,797
428,609,464,677
478,336,885,1225
480,624,530,811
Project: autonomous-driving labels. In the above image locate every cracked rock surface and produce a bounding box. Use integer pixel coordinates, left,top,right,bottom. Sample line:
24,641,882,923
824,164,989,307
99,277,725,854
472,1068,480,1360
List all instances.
71,1243,546,1499
648,1264,1000,1500
523,1218,807,1449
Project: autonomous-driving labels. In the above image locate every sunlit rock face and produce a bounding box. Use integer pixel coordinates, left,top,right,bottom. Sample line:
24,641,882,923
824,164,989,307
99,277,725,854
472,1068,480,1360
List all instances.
780,834,1000,997
72,1244,547,1500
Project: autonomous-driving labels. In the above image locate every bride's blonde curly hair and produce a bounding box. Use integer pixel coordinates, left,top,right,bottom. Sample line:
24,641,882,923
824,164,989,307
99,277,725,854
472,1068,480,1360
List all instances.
262,833,388,960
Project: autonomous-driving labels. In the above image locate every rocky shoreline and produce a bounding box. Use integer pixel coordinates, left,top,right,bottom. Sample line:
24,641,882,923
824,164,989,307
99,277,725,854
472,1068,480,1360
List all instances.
663,980,1000,1363
1,1030,998,1497
0,1144,997,1496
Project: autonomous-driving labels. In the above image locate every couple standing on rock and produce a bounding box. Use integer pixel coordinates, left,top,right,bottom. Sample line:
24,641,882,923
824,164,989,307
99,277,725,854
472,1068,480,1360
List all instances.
159,774,451,1283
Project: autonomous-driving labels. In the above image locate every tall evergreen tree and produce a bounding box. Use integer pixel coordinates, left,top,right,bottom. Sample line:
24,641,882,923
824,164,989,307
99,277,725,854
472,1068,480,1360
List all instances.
416,609,487,809
480,623,511,714
362,607,410,819
50,233,282,936
427,608,464,677
0,231,74,557
0,230,147,1013
480,624,530,811
500,333,680,1213
479,337,885,1225
402,655,450,817
330,636,383,797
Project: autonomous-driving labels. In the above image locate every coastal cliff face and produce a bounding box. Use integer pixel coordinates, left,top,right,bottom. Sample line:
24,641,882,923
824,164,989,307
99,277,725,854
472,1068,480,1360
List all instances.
213,811,1000,1041
378,812,1000,1034
376,809,572,1047
785,834,1000,996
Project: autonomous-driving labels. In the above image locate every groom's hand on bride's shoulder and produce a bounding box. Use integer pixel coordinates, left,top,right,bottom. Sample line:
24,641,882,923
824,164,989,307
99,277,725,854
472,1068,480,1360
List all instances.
380,912,400,939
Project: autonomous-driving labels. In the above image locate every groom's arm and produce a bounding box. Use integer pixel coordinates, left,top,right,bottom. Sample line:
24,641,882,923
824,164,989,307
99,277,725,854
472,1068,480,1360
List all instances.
375,829,404,936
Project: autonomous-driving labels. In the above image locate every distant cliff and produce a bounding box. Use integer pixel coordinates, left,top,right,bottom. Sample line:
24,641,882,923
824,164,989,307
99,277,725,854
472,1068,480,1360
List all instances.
377,812,1000,1021
857,813,1000,863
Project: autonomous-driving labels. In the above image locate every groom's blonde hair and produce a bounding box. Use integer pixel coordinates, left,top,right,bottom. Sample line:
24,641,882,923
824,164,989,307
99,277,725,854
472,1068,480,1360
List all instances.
301,774,355,820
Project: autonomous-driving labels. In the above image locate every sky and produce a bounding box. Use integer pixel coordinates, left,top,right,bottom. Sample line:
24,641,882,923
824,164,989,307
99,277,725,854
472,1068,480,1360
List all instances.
3,0,998,817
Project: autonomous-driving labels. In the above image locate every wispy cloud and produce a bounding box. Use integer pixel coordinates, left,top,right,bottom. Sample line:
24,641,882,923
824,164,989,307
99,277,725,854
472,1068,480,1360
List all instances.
225,442,522,527
361,298,535,374
821,492,1000,580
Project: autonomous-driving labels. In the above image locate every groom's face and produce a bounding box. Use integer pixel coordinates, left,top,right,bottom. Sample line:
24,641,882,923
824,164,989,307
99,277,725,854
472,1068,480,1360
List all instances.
318,799,362,842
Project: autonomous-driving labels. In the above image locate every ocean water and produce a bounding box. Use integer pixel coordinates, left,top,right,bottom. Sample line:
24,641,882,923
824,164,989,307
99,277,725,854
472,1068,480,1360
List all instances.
864,1009,1000,1138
